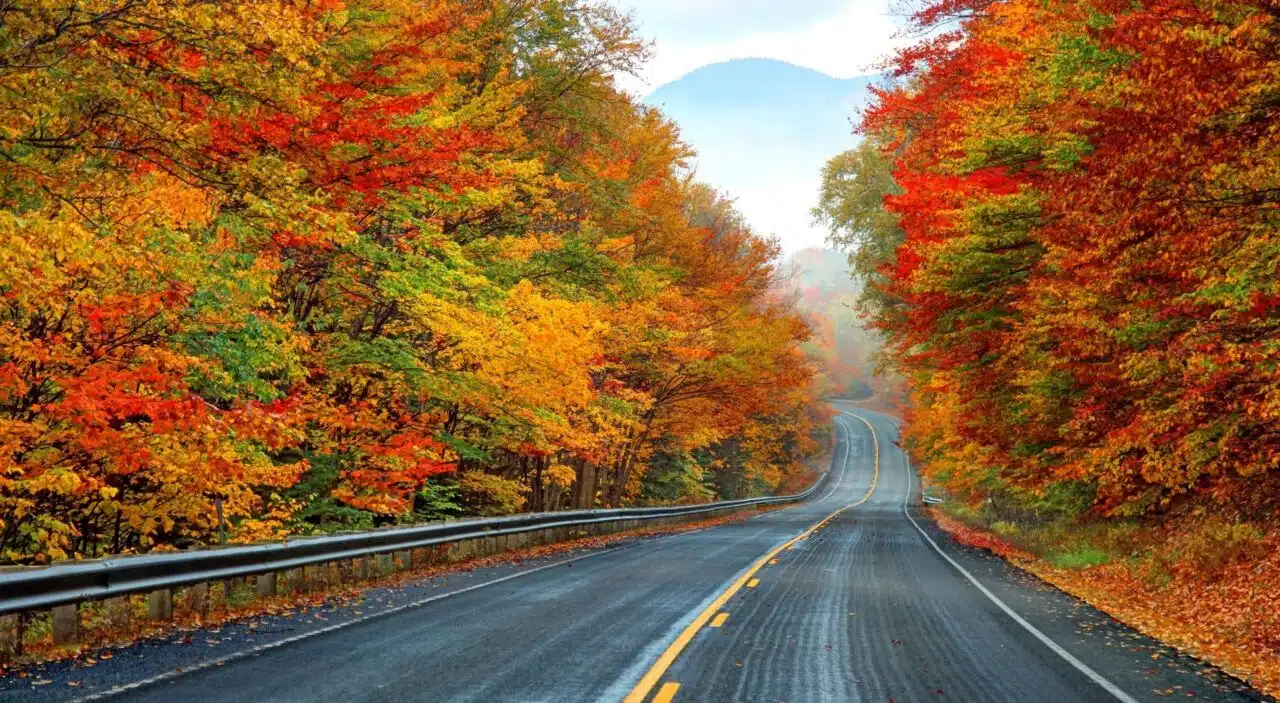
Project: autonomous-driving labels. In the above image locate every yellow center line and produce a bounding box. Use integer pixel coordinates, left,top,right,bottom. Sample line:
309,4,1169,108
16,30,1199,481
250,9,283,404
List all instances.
623,413,881,703
710,612,729,628
652,682,680,703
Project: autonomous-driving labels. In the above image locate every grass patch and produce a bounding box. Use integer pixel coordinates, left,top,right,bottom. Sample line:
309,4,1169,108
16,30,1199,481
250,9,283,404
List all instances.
1048,546,1110,569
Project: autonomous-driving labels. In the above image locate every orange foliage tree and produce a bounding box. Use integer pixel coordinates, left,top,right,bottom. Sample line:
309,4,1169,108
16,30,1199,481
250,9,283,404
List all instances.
0,0,823,562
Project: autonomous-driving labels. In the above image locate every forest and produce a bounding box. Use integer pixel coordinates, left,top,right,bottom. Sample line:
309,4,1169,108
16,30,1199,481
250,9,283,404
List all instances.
823,0,1278,524
816,0,1280,680
0,0,832,564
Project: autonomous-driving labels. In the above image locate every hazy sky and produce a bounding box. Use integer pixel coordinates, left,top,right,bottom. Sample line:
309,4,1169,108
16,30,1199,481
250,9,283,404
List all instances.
607,0,904,94
603,1,906,253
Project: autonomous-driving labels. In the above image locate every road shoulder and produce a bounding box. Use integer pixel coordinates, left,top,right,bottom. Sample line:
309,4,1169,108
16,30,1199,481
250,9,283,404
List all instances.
913,505,1273,702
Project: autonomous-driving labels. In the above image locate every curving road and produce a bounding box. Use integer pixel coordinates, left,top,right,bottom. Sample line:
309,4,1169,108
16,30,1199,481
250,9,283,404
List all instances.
2,411,1271,702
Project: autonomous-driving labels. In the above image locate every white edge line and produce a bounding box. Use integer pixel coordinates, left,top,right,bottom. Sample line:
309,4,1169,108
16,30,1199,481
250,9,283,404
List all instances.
815,414,854,505
79,416,865,703
73,421,860,702
68,545,636,702
72,515,761,702
893,423,1140,703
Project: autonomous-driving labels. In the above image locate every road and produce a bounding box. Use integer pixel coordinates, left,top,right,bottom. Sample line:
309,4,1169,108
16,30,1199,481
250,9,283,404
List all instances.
2,411,1270,702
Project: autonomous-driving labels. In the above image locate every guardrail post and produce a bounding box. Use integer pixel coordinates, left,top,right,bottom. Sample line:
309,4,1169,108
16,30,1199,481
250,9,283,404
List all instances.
103,596,130,630
255,572,277,598
52,604,78,644
188,582,209,615
0,614,19,659
148,588,173,621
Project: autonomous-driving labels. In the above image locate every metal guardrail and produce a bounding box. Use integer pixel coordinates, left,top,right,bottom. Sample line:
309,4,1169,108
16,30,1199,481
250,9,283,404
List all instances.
0,467,834,617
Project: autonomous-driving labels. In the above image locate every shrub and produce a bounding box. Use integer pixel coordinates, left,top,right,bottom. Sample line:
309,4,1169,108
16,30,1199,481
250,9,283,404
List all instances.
1172,520,1268,578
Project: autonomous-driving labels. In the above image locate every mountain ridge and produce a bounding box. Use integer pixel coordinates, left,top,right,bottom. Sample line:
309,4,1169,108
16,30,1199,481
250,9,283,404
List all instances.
648,57,876,102
641,58,878,251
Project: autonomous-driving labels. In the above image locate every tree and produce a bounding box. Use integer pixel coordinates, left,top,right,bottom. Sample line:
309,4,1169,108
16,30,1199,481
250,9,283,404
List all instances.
813,135,906,319
0,0,827,562
858,0,1280,516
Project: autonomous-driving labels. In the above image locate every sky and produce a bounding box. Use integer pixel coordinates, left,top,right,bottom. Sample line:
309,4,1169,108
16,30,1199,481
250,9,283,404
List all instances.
606,0,904,95
603,0,907,254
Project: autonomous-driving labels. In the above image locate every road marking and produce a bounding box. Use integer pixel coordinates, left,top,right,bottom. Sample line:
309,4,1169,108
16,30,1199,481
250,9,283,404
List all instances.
72,498,782,703
68,544,643,703
69,422,860,703
812,416,857,504
73,545,643,702
72,423,859,703
623,413,879,703
710,612,729,628
746,578,759,588
653,682,680,703
893,419,1140,703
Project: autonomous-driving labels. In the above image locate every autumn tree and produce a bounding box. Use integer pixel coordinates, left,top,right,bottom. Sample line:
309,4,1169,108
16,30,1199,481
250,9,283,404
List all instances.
813,135,906,320
0,0,825,562
857,0,1280,517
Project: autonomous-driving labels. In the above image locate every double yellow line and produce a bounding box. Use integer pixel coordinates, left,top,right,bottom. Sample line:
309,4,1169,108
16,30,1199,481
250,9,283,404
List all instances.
624,413,881,703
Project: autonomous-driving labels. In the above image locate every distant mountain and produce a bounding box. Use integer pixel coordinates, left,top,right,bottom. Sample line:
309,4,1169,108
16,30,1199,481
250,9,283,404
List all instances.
645,59,878,252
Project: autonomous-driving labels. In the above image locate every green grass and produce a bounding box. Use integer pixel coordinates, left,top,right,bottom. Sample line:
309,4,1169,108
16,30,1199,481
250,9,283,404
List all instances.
1049,546,1110,570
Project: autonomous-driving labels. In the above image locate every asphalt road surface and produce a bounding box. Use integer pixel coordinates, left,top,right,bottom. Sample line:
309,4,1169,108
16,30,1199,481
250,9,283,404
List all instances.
2,410,1271,703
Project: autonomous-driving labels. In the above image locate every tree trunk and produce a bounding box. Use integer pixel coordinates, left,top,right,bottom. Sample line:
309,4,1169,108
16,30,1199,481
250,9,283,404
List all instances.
575,458,596,510
614,446,637,506
530,456,544,512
